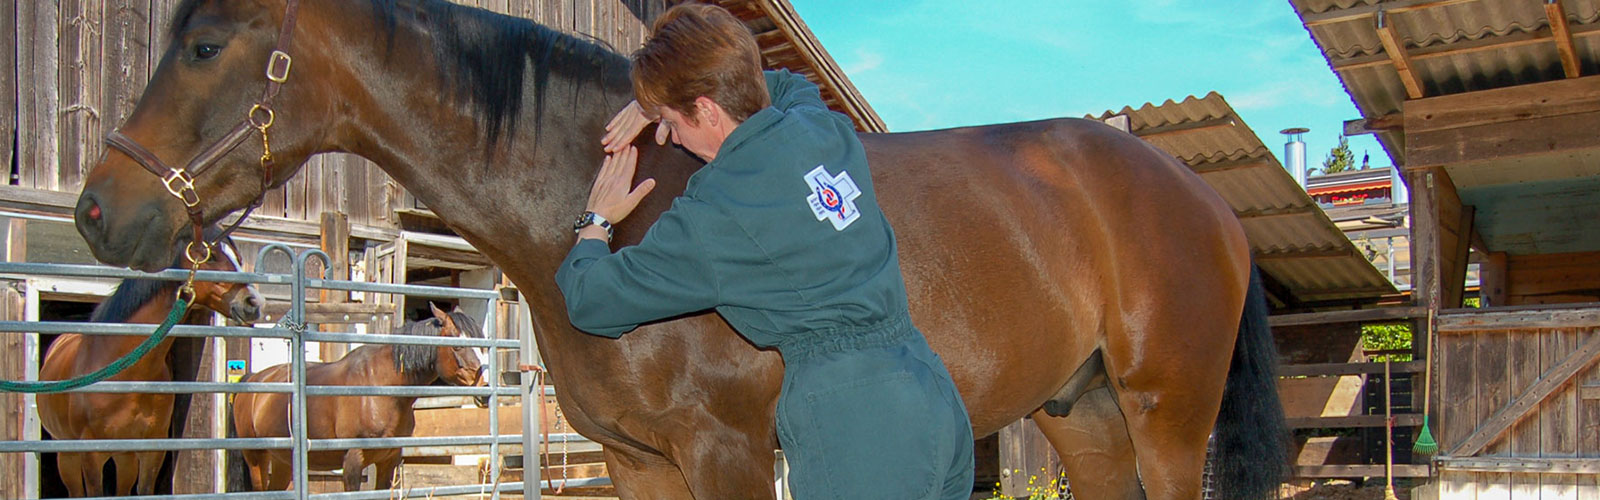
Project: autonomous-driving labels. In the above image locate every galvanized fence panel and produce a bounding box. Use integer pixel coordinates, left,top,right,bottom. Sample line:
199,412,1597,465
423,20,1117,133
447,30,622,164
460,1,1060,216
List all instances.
0,246,600,499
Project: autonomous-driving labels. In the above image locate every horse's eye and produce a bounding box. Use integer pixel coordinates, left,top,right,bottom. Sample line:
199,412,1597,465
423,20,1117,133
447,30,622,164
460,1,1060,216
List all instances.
193,44,222,60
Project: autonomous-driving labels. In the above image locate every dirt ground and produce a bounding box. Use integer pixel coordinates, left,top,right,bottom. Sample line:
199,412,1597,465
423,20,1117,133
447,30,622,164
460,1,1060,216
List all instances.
1282,479,1423,500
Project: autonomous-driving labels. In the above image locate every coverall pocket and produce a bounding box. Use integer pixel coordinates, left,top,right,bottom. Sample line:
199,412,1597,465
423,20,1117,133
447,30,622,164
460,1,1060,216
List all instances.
800,370,938,499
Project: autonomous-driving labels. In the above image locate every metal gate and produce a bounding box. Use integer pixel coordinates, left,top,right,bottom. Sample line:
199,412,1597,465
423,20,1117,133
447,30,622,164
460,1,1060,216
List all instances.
0,245,607,499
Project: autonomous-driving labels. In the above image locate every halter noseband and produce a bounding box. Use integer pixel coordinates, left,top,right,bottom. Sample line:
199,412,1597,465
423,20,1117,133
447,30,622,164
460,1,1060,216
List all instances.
104,0,302,269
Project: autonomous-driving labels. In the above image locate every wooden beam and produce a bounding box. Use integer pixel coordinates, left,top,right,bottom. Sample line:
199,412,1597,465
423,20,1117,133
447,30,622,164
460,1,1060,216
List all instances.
1331,24,1600,71
1446,331,1600,457
1295,464,1432,478
1279,361,1427,377
1438,457,1600,474
1374,9,1426,99
1407,169,1447,311
1443,205,1473,309
1437,306,1600,332
1301,0,1475,27
1403,74,1600,134
1343,113,1403,136
1288,414,1423,429
1582,383,1600,400
319,212,352,362
1544,0,1582,79
1270,306,1425,327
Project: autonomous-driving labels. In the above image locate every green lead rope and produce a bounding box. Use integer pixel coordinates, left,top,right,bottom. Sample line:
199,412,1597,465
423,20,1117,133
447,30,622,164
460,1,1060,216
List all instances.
0,298,190,394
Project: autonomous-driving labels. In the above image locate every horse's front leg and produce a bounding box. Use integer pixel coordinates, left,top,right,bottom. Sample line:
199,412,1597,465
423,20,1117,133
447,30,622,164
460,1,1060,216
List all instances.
56,452,87,497
602,445,695,500
341,449,366,490
670,417,779,500
371,450,401,490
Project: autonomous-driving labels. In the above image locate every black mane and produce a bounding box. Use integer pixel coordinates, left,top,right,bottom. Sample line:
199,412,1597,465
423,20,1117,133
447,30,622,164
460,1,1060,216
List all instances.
391,310,485,378
169,0,632,151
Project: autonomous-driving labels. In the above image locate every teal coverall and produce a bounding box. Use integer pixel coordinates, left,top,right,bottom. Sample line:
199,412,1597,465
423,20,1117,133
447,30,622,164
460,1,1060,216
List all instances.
557,70,973,500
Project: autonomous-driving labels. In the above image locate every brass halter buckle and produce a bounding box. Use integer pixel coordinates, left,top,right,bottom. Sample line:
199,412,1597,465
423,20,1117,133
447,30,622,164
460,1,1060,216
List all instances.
163,169,201,207
266,50,293,83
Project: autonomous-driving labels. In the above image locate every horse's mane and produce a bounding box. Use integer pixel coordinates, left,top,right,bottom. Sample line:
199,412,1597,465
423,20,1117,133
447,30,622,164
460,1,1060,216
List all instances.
169,0,630,151
391,309,484,379
90,230,234,323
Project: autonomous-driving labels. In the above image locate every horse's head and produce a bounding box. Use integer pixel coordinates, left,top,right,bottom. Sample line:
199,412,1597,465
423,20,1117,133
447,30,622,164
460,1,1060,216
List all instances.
186,235,265,324
75,0,336,271
428,303,486,387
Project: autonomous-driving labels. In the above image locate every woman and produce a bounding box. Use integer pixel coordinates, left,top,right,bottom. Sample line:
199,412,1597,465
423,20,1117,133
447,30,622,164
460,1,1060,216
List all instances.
555,4,973,499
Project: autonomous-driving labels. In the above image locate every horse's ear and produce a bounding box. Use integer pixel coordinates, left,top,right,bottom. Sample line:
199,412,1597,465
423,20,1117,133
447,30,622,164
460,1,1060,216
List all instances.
430,302,448,320
429,302,459,336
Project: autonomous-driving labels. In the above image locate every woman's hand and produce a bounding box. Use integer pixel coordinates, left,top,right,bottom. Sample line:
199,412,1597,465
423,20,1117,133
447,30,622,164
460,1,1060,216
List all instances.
584,146,656,236
601,100,670,153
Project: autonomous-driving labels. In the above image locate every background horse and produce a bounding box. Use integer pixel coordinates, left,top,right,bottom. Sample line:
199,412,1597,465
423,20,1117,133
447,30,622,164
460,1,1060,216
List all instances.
72,1,1287,498
38,234,263,497
232,303,484,491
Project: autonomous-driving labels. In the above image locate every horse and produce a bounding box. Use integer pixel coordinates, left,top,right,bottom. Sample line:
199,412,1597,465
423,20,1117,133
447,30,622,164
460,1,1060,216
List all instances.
232,303,485,491
70,1,1287,498
38,234,263,497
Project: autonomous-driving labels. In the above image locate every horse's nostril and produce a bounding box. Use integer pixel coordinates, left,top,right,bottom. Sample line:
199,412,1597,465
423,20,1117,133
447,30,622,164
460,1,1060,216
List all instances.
88,203,101,220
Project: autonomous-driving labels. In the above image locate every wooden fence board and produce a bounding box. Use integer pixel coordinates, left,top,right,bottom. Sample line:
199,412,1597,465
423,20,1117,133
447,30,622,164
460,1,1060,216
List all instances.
0,284,26,500
17,0,60,190
1543,330,1579,458
1512,329,1544,500
1443,331,1479,452
1481,331,1511,456
2,2,15,182
103,1,154,139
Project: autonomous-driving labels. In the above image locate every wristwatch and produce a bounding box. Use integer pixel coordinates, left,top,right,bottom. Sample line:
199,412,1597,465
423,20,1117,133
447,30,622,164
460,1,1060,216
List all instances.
572,211,614,240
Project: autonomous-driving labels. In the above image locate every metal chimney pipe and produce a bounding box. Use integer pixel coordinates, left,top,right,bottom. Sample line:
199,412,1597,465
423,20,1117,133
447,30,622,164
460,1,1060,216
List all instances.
1281,127,1310,189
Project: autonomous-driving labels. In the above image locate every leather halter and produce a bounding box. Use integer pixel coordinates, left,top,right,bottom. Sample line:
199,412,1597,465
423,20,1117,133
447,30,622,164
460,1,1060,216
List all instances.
104,0,302,265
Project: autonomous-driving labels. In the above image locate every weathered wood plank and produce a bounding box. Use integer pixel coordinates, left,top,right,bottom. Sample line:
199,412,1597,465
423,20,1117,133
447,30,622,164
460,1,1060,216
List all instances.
1480,330,1510,456
544,0,570,32
1279,360,1427,377
1510,322,1544,500
1580,331,1600,500
1406,109,1600,169
1408,169,1443,312
1292,464,1432,478
1287,414,1423,429
1269,306,1425,327
1,1,16,181
17,0,61,190
102,0,154,141
1542,330,1579,459
1440,307,1600,332
1440,457,1600,474
1403,75,1600,134
1443,470,1480,500
0,283,27,500
1450,328,1600,457
59,0,106,193
1441,329,1477,453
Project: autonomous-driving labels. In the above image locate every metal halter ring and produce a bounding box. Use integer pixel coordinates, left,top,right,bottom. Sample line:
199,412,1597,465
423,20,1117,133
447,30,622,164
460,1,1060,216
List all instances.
248,105,276,130
185,241,213,267
175,283,197,304
163,170,201,207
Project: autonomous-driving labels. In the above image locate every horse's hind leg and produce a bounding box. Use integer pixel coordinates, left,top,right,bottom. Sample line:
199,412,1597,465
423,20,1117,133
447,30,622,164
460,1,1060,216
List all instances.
56,452,87,497
134,451,166,495
112,453,139,496
1033,387,1145,500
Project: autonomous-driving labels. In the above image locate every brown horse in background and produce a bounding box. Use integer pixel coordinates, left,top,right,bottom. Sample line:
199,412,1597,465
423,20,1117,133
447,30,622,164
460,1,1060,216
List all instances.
232,303,484,491
72,1,1287,498
38,235,263,497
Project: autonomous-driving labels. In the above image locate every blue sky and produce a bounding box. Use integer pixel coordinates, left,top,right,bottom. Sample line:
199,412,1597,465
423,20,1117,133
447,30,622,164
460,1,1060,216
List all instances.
788,0,1393,172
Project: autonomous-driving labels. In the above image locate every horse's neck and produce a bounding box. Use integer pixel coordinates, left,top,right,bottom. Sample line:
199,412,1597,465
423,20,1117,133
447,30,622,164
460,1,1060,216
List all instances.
332,345,433,386
90,294,181,367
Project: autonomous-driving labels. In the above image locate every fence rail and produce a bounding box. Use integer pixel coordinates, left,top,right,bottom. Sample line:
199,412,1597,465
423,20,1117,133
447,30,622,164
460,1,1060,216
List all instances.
0,250,577,499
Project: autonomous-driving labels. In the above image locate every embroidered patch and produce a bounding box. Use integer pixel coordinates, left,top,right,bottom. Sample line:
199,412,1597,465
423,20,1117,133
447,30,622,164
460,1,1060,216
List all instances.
804,165,861,231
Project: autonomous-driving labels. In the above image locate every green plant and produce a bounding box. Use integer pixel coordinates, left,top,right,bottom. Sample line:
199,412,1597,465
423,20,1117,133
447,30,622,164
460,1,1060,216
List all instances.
985,468,1072,500
1361,322,1412,362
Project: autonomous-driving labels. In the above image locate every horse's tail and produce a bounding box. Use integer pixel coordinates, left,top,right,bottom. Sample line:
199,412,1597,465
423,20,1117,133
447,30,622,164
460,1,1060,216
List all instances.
1211,265,1288,500
225,403,250,492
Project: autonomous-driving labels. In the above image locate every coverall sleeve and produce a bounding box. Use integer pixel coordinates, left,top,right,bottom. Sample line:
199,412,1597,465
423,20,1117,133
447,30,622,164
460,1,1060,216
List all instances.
555,199,723,337
765,69,827,112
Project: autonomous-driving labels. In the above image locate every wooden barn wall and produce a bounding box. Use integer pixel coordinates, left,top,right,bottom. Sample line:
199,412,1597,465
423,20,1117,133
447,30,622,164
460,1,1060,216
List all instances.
3,0,663,229
1435,312,1600,500
1505,251,1600,306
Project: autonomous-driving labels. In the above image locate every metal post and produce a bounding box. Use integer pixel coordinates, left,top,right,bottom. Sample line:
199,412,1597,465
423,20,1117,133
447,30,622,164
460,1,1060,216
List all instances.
292,250,330,499
485,299,501,500
519,287,541,500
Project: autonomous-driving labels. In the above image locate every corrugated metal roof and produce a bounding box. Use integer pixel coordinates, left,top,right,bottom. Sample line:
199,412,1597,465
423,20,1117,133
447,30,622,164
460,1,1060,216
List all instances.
1292,0,1600,164
1093,93,1399,304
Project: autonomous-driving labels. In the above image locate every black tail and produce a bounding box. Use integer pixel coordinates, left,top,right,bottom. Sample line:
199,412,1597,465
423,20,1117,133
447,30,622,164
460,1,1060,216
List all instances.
1212,266,1288,500
225,407,251,492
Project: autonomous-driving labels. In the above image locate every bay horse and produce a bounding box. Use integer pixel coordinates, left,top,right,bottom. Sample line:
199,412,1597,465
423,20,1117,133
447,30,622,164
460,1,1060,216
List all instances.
71,1,1287,498
38,234,263,497
232,303,485,491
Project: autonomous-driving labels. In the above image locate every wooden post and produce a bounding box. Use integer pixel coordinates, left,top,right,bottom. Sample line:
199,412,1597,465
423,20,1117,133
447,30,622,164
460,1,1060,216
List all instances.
319,212,351,361
0,281,23,499
1480,252,1508,307
998,418,1064,497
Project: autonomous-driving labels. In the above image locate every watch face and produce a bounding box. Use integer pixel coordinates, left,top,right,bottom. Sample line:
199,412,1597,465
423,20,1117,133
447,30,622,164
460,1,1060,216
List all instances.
573,212,592,230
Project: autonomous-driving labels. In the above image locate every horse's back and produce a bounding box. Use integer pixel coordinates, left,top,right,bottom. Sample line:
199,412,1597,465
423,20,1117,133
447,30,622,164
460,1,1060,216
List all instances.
856,118,1253,431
